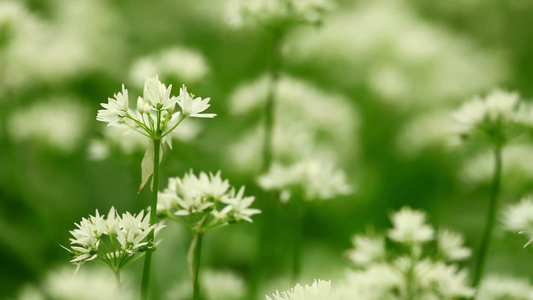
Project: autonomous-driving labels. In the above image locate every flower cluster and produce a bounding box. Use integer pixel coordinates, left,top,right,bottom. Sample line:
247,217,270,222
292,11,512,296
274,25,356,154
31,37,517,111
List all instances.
453,90,531,147
258,159,352,202
64,207,162,273
227,0,333,32
97,76,215,190
266,280,334,300
158,171,260,230
502,196,533,247
343,207,473,299
476,275,533,300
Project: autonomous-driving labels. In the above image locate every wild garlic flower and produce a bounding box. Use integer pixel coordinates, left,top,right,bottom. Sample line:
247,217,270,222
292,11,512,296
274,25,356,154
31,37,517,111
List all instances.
453,90,531,146
388,207,434,245
437,229,472,261
266,279,335,300
258,159,352,202
344,207,473,299
227,0,333,32
166,269,246,300
502,196,533,247
158,170,260,230
346,235,385,267
96,76,215,190
476,275,533,300
64,207,162,273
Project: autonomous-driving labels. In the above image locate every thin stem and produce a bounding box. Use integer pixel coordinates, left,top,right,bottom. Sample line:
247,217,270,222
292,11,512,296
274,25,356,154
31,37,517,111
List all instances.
114,270,121,290
261,33,283,173
472,146,503,290
140,138,161,300
188,214,209,300
291,203,304,282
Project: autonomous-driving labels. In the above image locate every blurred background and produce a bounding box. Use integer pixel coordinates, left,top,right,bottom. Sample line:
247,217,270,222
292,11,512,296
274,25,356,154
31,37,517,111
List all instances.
1,0,533,298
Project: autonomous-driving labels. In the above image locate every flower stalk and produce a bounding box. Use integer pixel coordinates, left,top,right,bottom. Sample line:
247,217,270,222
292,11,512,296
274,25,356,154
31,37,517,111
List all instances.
472,145,502,289
141,138,161,300
188,214,209,300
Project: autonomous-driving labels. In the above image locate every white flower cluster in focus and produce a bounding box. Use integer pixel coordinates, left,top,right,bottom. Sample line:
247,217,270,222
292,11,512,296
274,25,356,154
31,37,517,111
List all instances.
453,90,532,146
97,76,215,190
158,171,260,230
227,0,333,31
64,207,163,273
503,196,533,247
258,159,352,202
342,207,473,299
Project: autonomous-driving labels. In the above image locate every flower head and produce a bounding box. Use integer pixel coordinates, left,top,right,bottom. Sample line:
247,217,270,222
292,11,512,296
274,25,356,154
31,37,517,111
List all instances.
266,280,334,300
502,196,533,247
177,85,216,118
388,207,434,245
437,229,471,261
64,207,162,273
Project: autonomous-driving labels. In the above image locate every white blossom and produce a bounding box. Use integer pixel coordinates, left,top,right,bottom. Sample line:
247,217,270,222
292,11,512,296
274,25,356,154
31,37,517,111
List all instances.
266,280,335,300
477,275,533,300
347,235,385,266
502,197,533,247
388,207,434,245
177,85,216,118
437,229,471,261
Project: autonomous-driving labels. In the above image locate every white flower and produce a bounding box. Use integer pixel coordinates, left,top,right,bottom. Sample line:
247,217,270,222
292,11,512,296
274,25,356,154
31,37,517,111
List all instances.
65,207,161,272
97,84,129,126
453,89,529,145
477,275,533,300
413,260,474,299
142,75,177,110
258,159,352,201
388,207,434,245
130,47,209,86
266,279,335,300
337,264,402,299
437,229,471,261
177,85,216,118
159,171,260,229
347,235,385,266
8,98,88,153
220,187,261,223
502,197,533,247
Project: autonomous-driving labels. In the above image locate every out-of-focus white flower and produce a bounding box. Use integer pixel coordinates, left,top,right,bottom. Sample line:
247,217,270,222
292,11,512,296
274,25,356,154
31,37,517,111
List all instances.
228,74,358,173
396,109,458,155
337,264,402,300
227,0,333,30
16,267,133,300
158,170,260,229
8,98,89,153
502,197,533,247
286,1,507,108
437,229,471,261
388,207,434,245
477,275,533,300
165,269,246,300
453,90,531,146
65,207,162,272
413,260,474,299
258,159,352,202
347,235,385,266
266,279,334,300
343,207,473,299
130,47,209,86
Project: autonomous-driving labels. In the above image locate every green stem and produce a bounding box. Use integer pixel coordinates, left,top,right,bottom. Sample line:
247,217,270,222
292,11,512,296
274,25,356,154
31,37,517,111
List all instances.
261,33,283,173
291,203,303,282
114,270,121,290
472,146,502,289
188,214,208,300
140,138,161,300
